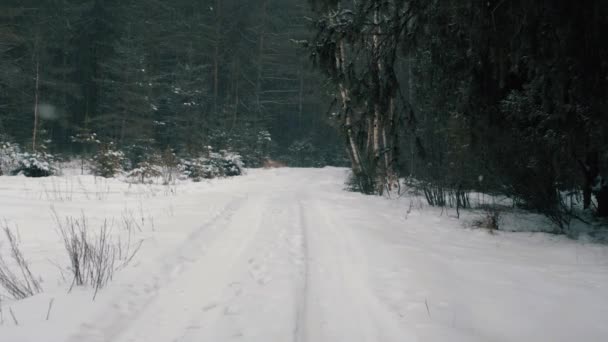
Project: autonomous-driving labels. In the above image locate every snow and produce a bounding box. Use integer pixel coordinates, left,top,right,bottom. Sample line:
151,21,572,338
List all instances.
1,168,607,341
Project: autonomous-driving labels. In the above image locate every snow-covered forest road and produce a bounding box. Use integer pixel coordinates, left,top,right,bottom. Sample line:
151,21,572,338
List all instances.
2,168,608,342
68,169,411,342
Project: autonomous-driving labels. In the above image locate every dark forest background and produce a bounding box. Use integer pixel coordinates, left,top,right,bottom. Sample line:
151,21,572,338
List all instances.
2,1,608,230
307,0,608,229
0,0,346,167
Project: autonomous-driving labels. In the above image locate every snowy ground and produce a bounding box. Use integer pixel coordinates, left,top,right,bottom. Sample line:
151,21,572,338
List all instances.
1,168,608,342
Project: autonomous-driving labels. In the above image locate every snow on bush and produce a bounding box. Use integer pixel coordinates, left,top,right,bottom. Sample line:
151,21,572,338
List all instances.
221,151,244,177
180,158,218,182
126,158,163,184
11,151,56,177
126,149,186,184
181,150,244,182
1,140,58,177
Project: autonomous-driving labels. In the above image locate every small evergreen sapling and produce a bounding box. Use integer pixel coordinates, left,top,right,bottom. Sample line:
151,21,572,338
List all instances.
127,153,163,184
160,148,180,185
70,130,101,175
93,143,125,178
11,151,55,177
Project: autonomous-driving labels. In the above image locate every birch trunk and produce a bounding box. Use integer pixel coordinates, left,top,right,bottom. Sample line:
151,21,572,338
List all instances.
337,48,362,172
331,9,362,173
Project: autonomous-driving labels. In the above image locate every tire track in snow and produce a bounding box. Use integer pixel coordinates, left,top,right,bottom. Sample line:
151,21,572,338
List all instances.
183,193,307,341
300,198,413,342
109,195,268,342
66,194,251,342
293,199,310,342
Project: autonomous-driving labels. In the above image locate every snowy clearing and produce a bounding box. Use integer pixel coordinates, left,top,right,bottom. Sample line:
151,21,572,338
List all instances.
1,168,608,342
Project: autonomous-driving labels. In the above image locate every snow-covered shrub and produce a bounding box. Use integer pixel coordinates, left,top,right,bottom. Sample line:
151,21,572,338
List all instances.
220,150,244,177
179,159,199,181
181,150,244,181
126,155,163,184
235,130,273,168
93,143,125,178
1,139,57,177
11,151,56,177
0,141,21,175
180,158,219,181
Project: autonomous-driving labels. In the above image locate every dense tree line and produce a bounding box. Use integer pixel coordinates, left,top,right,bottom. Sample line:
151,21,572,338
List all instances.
3,0,608,227
308,0,608,227
0,0,346,167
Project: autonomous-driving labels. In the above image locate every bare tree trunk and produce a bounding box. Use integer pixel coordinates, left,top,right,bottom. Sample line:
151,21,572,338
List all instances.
372,108,383,194
372,5,384,193
579,151,599,209
32,56,40,152
383,97,396,190
213,0,221,117
408,56,415,177
298,69,304,129
366,116,373,155
328,8,362,173
120,32,129,145
232,60,240,130
254,0,268,128
340,83,362,173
